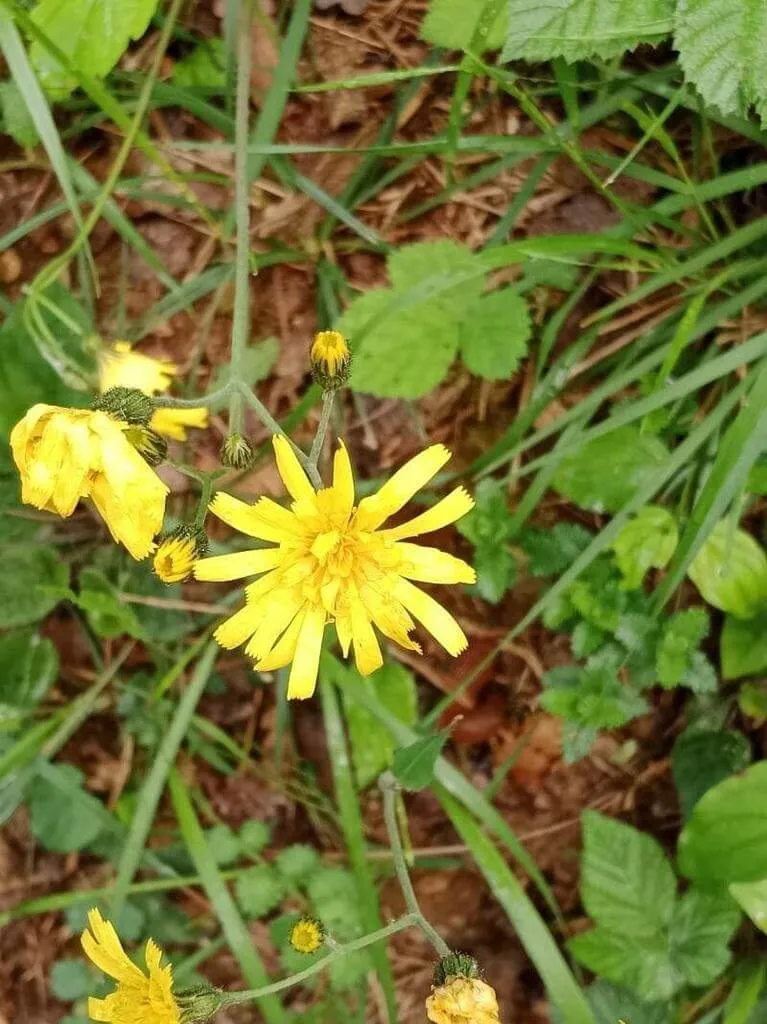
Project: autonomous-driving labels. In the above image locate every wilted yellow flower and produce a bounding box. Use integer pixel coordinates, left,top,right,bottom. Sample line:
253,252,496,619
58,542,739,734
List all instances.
289,916,325,954
11,404,167,560
81,907,180,1024
195,436,474,699
154,526,208,584
99,341,208,441
310,330,350,388
426,977,501,1024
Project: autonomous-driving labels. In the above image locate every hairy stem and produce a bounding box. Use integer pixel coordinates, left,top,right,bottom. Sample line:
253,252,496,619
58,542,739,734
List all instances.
309,391,335,470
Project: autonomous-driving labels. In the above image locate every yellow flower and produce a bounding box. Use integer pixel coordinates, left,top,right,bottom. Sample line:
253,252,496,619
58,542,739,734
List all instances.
195,436,475,699
310,330,350,388
99,341,208,441
154,527,207,584
11,404,168,560
426,977,501,1024
289,916,325,954
81,907,180,1024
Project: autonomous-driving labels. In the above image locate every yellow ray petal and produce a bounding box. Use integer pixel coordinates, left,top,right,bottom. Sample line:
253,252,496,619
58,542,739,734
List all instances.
394,542,476,585
392,577,468,656
286,604,326,699
359,584,421,654
214,604,262,650
335,614,352,657
382,486,474,541
255,607,305,672
87,996,114,1022
81,908,145,985
273,434,316,506
350,597,384,676
194,547,282,582
209,492,304,544
332,441,355,516
245,589,304,663
355,445,451,531
150,406,208,441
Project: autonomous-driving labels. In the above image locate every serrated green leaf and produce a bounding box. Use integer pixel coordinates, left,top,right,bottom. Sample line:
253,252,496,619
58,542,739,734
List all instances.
540,661,647,730
328,948,371,992
173,38,226,88
688,521,767,618
387,240,485,317
721,611,767,680
343,662,417,788
612,505,678,590
520,522,593,577
50,959,92,1001
204,824,241,867
77,568,145,640
679,761,767,885
656,607,709,687
503,0,674,62
580,811,676,937
421,0,507,49
392,732,449,790
459,288,531,380
552,427,669,514
28,764,104,853
682,650,718,694
569,927,680,1001
234,864,286,919
275,844,320,881
571,620,608,658
239,819,271,855
0,545,68,629
730,878,767,934
675,0,767,123
0,79,39,147
0,630,58,711
473,543,516,603
457,477,512,547
585,982,673,1024
672,729,752,820
30,0,161,98
668,887,740,987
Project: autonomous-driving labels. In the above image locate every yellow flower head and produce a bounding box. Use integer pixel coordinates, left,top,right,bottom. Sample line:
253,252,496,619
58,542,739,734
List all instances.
99,342,209,442
310,330,350,389
289,916,325,954
81,907,180,1024
195,436,475,699
11,404,168,560
426,977,501,1024
154,526,208,584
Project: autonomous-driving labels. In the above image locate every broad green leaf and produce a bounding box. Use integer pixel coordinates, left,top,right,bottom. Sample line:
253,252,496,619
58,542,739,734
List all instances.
503,0,674,62
421,0,507,50
612,505,678,590
77,568,145,640
585,982,673,1024
520,522,593,577
721,612,767,679
30,0,161,98
668,887,740,987
0,545,68,629
204,824,241,867
173,39,226,88
552,427,669,514
387,240,484,317
679,761,767,884
0,79,39,147
343,663,417,788
739,682,767,720
730,878,767,934
688,521,767,618
457,477,517,601
473,543,516,602
656,608,709,688
569,927,680,1001
28,763,104,852
459,289,531,380
275,844,320,881
0,630,58,711
239,819,271,855
392,732,449,790
50,959,92,1001
580,811,676,937
233,863,286,919
672,729,752,819
675,0,767,123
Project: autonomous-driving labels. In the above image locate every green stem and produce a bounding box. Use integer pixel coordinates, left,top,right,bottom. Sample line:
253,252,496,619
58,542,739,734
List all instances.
239,384,322,487
309,391,335,469
152,383,236,410
380,772,451,958
224,914,418,1005
194,475,214,528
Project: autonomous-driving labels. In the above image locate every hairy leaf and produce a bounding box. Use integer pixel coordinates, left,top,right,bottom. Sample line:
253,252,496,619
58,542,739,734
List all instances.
459,289,531,380
656,607,709,687
421,0,507,49
612,505,678,590
672,729,752,819
521,522,593,577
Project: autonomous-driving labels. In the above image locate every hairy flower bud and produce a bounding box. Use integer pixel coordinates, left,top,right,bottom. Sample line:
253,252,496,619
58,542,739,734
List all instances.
221,433,255,471
153,525,208,584
427,965,500,1024
177,985,226,1024
93,386,155,426
310,330,350,390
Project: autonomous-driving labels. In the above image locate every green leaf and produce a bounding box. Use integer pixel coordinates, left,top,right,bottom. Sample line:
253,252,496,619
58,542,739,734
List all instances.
672,729,752,820
675,0,767,123
612,505,678,590
0,545,68,629
552,427,669,514
239,819,271,855
571,621,608,658
233,863,286,919
77,568,145,640
387,240,485,317
30,0,161,98
275,844,320,881
668,887,740,987
173,38,226,89
723,959,767,1022
520,522,593,577
421,0,507,49
458,477,512,547
328,948,372,992
0,630,58,711
473,542,516,603
585,982,673,1024
747,456,767,495
503,0,673,62
688,521,767,618
0,79,39,147
580,811,676,938
28,764,104,852
721,611,767,680
540,660,647,730
679,761,767,885
343,662,417,788
739,682,767,720
656,608,709,688
209,338,279,397
50,959,92,1001
459,289,531,380
392,732,449,790
204,824,241,867
569,927,679,1001
730,878,767,934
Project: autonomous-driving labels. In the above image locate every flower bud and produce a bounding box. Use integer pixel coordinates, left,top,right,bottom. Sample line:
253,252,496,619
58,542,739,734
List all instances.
427,955,500,1024
433,953,480,986
177,985,226,1024
153,525,208,584
221,433,255,471
289,915,325,955
310,330,350,390
125,425,168,467
93,386,155,426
